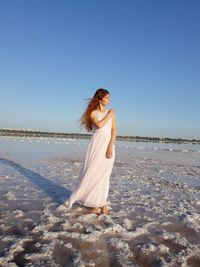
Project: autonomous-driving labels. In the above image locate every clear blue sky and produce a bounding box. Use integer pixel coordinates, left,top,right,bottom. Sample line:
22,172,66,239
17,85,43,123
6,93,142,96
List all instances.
0,0,200,139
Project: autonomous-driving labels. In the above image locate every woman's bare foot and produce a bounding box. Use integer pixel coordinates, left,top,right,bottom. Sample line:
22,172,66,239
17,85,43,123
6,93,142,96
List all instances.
91,207,101,215
101,205,109,215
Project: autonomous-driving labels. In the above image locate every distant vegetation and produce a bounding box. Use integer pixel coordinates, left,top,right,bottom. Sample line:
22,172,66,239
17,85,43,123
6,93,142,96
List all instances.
0,128,199,144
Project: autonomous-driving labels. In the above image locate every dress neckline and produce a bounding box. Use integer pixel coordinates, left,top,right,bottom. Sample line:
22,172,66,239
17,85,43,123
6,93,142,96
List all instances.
96,109,108,114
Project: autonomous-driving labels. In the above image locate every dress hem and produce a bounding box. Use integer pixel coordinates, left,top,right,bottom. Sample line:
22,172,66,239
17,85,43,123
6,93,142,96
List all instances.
69,199,108,208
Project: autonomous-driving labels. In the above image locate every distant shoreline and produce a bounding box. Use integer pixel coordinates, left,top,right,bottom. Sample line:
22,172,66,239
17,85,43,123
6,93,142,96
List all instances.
0,129,199,144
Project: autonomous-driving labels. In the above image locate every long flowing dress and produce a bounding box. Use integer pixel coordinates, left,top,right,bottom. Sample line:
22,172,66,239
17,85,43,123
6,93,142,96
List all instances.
68,109,115,208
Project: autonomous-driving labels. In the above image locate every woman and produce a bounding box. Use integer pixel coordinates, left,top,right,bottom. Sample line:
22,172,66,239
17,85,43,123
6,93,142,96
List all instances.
68,88,116,215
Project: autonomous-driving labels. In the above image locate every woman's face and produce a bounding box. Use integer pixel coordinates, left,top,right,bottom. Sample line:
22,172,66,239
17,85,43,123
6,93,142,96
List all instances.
101,94,110,106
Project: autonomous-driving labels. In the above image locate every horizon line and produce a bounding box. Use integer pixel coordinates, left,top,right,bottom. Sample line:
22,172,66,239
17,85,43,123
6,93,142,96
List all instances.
0,128,200,142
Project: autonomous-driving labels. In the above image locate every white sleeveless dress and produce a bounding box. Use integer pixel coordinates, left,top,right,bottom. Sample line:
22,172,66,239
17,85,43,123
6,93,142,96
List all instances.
68,110,115,208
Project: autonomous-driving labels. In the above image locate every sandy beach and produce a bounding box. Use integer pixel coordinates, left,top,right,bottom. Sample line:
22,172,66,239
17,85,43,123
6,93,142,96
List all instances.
0,136,200,267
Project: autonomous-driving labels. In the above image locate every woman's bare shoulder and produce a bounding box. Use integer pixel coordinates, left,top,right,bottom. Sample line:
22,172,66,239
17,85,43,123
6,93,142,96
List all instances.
90,110,97,118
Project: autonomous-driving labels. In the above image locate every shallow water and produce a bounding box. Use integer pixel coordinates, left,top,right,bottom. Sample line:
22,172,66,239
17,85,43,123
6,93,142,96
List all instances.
0,136,200,266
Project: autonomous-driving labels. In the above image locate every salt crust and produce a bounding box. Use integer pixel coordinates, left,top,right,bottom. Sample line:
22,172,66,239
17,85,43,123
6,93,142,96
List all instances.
0,138,200,266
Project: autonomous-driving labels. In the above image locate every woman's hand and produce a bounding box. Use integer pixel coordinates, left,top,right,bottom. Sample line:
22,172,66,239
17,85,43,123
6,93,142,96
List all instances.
106,145,113,159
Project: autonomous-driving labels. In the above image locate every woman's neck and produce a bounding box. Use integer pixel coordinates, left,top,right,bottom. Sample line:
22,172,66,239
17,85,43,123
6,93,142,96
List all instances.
97,103,106,112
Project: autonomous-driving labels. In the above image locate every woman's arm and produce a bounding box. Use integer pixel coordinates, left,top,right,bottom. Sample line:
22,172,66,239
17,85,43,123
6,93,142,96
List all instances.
90,109,115,129
106,112,117,159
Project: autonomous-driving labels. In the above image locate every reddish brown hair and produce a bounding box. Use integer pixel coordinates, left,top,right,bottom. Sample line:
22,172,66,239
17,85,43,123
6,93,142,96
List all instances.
80,88,110,132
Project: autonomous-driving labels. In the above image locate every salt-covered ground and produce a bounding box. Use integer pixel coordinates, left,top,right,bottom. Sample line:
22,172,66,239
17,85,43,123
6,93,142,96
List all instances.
0,136,200,267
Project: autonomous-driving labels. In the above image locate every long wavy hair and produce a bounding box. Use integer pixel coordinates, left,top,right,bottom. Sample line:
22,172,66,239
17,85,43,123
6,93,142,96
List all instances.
80,88,110,132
